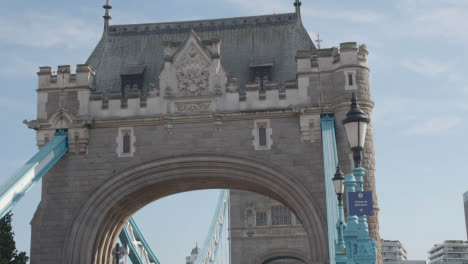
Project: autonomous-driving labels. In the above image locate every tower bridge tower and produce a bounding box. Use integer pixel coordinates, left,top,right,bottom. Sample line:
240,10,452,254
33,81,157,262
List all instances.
26,1,381,263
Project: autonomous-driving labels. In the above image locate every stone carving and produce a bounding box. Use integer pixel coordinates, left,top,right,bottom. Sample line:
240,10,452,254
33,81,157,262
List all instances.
175,101,211,112
213,114,223,131
176,43,210,95
23,119,40,130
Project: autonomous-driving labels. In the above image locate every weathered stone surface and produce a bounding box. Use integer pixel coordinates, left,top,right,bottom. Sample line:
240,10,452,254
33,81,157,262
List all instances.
30,5,381,264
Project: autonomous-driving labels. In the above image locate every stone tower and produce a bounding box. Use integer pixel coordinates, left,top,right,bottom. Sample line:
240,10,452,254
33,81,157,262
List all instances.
26,1,381,263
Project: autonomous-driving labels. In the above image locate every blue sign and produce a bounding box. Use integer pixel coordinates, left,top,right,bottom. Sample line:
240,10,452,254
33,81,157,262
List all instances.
348,191,374,216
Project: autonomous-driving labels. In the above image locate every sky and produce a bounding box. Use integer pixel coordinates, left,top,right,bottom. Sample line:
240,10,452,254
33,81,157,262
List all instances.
0,0,467,263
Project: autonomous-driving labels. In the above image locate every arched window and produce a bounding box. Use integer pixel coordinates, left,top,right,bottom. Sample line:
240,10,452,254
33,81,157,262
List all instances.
117,127,135,157
271,205,291,225
256,211,267,226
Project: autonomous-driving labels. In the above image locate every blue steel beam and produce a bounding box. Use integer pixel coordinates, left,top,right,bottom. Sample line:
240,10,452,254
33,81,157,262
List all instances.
194,190,229,264
119,217,161,264
321,116,340,264
0,131,68,219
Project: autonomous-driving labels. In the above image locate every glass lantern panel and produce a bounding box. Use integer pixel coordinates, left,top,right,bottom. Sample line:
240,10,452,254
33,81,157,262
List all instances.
344,121,359,149
358,121,368,148
333,179,344,195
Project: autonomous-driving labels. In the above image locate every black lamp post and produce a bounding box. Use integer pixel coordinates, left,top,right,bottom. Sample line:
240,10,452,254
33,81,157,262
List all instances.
342,94,370,168
332,165,345,205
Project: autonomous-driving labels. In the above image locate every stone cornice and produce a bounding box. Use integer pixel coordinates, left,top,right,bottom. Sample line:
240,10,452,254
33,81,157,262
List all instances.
90,100,374,128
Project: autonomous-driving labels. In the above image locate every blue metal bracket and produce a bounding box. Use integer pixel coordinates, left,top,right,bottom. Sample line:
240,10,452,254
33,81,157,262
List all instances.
0,130,68,219
119,217,161,264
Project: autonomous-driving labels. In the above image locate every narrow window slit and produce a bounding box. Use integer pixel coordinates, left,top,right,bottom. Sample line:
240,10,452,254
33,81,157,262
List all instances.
259,124,267,146
123,132,131,154
348,73,353,86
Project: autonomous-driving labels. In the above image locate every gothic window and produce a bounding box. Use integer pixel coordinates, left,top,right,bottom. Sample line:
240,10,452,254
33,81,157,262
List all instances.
250,56,273,84
116,127,135,157
120,65,146,98
252,119,272,150
256,211,267,226
344,70,357,90
271,205,291,225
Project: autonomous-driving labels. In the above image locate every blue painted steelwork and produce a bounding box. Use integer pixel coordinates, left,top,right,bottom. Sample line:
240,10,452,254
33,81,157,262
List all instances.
320,115,339,264
194,190,229,264
351,167,376,264
0,130,68,219
119,217,161,264
343,170,376,264
120,223,145,264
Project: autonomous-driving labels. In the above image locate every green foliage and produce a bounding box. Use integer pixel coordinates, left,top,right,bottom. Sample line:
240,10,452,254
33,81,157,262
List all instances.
0,212,29,264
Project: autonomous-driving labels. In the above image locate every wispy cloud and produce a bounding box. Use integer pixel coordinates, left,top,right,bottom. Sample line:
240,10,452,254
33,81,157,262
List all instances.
393,1,468,45
405,116,461,135
0,53,37,77
304,7,383,23
0,11,100,49
222,0,383,23
373,97,467,125
401,57,451,77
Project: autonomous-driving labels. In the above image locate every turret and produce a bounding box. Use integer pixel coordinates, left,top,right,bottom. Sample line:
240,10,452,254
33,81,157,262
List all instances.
25,64,94,153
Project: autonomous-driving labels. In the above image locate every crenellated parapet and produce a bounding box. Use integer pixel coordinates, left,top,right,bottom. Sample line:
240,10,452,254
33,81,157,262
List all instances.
296,42,371,107
38,64,94,90
27,64,94,153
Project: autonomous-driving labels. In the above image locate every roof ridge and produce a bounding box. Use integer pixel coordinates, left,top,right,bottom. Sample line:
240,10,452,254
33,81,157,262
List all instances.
110,12,296,28
108,13,298,35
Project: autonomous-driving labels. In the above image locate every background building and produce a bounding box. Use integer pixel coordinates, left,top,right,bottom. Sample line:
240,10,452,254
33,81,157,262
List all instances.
428,240,468,264
464,192,468,240
381,239,426,264
230,191,308,264
185,244,200,264
382,240,408,262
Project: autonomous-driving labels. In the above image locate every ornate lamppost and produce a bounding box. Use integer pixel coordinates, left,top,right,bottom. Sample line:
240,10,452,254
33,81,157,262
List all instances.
334,94,376,264
332,165,347,264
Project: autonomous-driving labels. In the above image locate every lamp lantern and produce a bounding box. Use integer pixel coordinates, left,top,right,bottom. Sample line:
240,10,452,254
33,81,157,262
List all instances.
332,165,345,204
342,94,370,167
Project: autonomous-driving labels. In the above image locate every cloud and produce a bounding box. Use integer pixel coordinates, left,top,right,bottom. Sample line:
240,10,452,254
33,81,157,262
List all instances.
405,116,461,135
304,7,383,23
222,0,383,23
0,12,100,49
0,53,37,77
401,57,451,77
223,0,290,15
393,1,468,45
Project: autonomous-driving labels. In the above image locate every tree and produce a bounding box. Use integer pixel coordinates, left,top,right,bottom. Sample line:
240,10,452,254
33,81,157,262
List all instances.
0,212,29,264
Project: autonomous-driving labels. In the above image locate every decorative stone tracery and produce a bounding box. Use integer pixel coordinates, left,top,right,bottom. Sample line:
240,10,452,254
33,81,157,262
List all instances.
176,43,210,95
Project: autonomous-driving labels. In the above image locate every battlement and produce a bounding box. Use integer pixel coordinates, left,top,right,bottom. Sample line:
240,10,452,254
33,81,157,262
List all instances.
297,42,368,73
38,64,94,90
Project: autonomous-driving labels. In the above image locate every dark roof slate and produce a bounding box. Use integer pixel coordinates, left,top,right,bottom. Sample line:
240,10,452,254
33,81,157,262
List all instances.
86,12,316,93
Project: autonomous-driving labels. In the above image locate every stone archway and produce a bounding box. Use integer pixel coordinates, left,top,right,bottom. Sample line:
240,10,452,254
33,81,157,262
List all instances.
256,249,308,264
62,154,328,264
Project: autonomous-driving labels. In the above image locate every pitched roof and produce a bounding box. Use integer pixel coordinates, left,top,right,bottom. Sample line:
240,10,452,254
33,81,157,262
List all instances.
86,12,316,93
